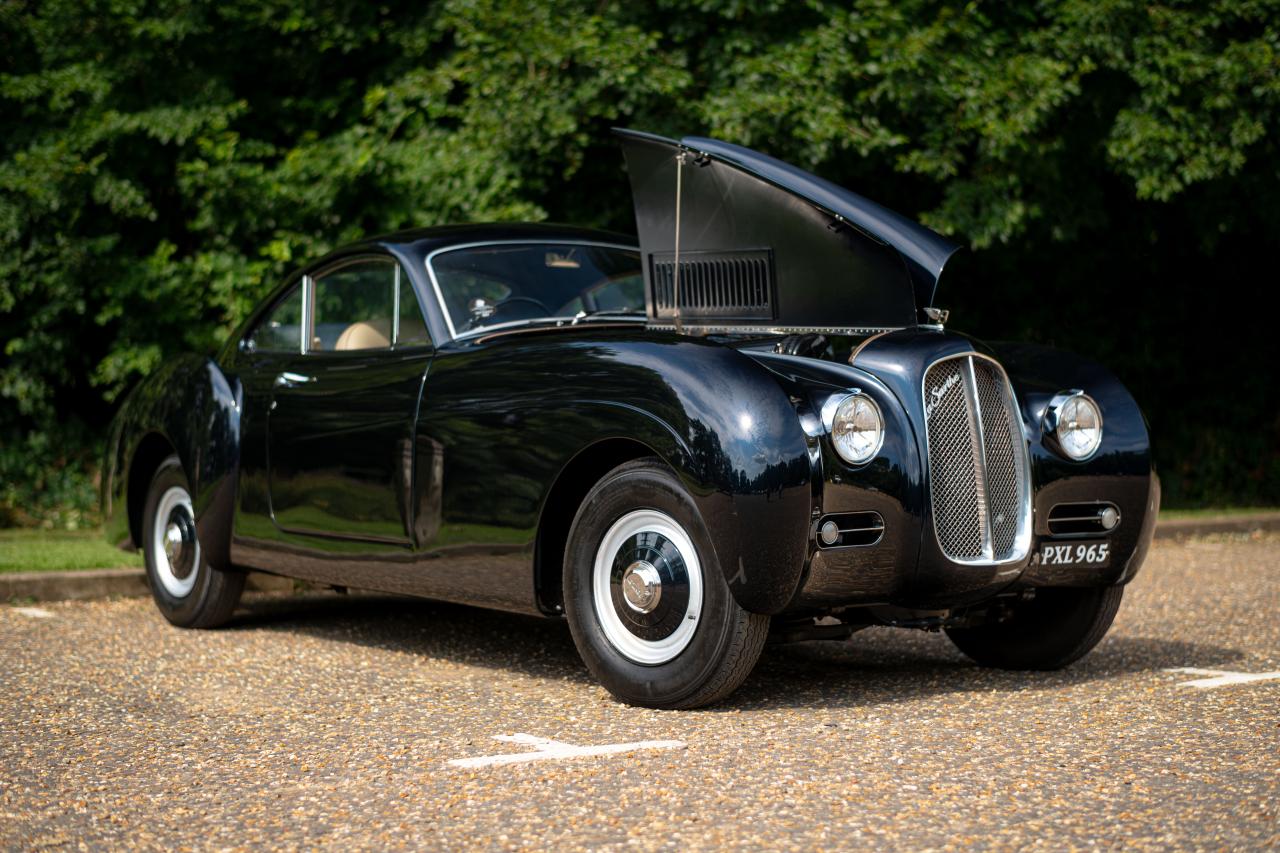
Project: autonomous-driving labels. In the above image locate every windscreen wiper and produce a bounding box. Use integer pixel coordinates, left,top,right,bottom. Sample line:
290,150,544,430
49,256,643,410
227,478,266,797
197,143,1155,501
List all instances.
570,309,646,325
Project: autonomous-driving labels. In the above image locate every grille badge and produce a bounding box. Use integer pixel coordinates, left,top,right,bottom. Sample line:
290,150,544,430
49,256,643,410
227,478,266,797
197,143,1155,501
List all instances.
925,373,961,420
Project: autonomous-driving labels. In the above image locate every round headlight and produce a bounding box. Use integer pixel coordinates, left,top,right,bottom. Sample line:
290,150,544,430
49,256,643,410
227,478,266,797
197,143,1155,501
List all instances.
1051,392,1103,460
829,393,884,465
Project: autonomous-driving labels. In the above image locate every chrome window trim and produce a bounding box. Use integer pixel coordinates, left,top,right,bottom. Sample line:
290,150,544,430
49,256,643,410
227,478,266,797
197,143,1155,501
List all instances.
300,274,312,355
392,263,400,345
301,254,401,354
920,352,1033,568
423,239,641,342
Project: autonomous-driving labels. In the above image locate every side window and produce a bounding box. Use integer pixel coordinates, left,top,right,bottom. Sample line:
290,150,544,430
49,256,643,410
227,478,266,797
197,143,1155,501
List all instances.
312,260,396,352
248,285,303,353
308,258,432,351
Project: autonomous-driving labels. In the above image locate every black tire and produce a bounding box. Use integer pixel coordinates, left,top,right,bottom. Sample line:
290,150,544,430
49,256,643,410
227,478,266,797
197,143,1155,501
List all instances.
141,455,244,628
945,585,1124,670
563,458,768,709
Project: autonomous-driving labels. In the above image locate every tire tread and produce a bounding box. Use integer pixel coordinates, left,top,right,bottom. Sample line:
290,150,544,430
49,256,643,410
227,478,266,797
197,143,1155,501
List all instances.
946,584,1124,670
563,456,768,709
143,455,244,629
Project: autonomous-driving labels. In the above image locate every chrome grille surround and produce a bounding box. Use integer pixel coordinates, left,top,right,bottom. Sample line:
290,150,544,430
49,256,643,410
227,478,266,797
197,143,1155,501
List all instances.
921,353,1032,565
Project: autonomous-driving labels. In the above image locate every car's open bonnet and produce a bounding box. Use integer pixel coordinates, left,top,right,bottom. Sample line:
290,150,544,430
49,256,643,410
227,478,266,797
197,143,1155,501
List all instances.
616,129,960,334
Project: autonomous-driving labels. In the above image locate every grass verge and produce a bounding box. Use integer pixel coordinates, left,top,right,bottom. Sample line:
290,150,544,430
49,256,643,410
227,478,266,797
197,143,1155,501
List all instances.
0,528,142,574
1,507,1276,574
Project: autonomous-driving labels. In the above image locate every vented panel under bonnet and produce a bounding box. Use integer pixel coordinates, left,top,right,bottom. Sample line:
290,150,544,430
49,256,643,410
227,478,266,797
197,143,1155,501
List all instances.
922,354,1030,564
649,249,775,321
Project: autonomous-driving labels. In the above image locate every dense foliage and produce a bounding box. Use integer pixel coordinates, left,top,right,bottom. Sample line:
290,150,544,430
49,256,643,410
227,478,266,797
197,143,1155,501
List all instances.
2,0,1277,525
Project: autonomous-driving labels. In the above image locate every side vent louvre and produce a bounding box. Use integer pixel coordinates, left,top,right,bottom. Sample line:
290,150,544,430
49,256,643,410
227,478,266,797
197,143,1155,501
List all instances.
1047,502,1121,536
649,248,776,322
816,512,885,548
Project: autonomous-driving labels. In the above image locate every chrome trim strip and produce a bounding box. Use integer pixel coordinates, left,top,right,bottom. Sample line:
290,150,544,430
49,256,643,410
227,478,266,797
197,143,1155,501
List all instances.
422,239,640,343
300,274,313,354
648,324,906,336
961,356,994,561
392,263,401,344
920,351,1033,568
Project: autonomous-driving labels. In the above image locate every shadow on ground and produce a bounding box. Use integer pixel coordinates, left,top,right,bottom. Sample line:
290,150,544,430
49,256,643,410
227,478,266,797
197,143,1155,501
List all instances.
229,592,1244,711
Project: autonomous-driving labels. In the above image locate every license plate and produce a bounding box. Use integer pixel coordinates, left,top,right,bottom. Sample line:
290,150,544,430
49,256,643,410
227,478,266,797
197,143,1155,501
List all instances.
1035,539,1111,568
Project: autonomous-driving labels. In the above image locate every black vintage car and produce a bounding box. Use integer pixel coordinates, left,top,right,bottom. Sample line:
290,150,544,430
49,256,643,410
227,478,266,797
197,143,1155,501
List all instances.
102,130,1159,709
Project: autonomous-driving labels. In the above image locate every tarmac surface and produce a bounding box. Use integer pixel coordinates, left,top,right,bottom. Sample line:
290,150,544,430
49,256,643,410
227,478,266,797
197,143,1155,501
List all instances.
2,533,1277,850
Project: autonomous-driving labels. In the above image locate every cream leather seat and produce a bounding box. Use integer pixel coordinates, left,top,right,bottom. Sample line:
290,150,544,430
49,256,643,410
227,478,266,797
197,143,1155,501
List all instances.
333,320,390,351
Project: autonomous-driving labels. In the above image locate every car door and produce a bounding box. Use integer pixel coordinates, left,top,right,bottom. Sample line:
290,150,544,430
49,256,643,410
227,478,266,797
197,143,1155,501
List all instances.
265,255,434,545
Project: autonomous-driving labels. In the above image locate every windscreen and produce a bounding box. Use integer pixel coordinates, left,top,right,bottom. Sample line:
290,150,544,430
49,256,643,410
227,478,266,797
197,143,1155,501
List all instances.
429,243,643,337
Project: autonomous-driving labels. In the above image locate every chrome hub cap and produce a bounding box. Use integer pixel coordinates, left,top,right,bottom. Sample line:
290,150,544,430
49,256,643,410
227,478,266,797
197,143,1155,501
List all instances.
151,486,200,597
621,561,662,613
592,509,703,666
164,523,184,565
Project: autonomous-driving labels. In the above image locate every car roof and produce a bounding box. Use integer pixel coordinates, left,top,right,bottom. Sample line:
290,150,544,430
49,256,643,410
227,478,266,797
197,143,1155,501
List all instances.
347,222,638,262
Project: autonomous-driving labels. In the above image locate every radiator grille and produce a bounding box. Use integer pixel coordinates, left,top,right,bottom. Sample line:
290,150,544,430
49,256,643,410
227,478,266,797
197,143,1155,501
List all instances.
922,354,1030,563
650,249,775,320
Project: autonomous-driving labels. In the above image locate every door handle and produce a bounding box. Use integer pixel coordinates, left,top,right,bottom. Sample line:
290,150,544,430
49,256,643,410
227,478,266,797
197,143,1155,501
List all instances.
274,371,314,388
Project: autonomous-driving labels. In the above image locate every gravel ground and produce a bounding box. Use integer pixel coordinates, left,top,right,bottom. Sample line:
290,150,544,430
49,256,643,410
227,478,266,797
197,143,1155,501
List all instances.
2,534,1277,850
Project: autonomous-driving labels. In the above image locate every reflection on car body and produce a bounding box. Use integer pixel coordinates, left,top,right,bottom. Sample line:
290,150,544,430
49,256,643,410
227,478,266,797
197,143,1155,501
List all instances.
102,130,1158,708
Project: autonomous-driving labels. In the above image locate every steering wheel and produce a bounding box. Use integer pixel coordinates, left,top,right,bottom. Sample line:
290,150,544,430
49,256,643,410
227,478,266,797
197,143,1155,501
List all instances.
493,295,551,316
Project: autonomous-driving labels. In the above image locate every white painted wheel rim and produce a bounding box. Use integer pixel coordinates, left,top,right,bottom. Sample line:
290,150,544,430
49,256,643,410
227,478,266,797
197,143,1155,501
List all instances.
151,485,200,598
592,509,703,665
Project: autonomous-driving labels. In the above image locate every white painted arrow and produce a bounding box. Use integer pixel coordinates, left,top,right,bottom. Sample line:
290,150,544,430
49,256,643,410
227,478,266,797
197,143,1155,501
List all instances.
1164,667,1280,689
11,606,54,619
449,733,686,768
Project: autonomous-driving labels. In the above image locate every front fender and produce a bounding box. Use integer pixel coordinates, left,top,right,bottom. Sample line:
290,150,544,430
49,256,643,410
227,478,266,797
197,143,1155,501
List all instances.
986,341,1159,586
572,341,813,614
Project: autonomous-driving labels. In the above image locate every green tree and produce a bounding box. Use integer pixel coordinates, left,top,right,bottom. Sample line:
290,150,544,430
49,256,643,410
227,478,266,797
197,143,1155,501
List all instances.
1,0,1277,524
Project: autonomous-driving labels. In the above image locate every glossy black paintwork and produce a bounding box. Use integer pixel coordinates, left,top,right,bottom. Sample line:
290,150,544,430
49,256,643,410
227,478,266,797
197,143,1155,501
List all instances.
408,330,813,614
104,234,1156,619
617,129,961,320
101,354,242,572
846,329,1158,607
739,348,925,608
986,341,1160,589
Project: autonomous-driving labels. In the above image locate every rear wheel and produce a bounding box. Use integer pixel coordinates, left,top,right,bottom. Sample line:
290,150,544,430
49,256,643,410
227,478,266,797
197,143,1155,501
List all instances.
563,458,768,709
945,585,1124,670
141,455,244,628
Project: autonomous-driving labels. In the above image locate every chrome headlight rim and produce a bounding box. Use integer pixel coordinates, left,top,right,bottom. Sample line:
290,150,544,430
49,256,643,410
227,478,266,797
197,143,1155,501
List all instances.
1044,390,1104,462
822,390,885,466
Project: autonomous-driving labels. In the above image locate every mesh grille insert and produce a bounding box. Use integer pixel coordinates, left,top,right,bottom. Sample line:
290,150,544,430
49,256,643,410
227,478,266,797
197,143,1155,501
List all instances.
973,360,1022,557
923,355,1028,563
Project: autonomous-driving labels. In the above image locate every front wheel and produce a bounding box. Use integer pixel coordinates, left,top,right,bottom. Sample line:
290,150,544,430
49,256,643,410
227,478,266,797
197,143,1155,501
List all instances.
563,458,768,709
141,455,244,628
945,585,1124,670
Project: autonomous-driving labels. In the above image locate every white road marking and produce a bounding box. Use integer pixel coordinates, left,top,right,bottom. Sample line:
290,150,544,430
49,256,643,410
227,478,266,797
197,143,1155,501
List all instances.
449,733,686,768
11,606,55,619
1164,667,1280,689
